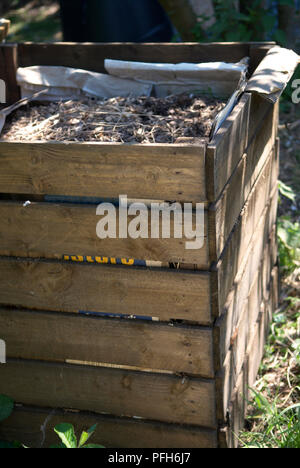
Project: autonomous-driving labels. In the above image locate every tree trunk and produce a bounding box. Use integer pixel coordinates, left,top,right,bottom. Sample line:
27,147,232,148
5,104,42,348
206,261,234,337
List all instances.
158,0,215,40
278,4,300,51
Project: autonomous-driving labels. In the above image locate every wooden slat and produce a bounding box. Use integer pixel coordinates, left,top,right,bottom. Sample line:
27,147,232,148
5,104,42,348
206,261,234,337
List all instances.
244,100,278,195
0,308,214,378
0,200,209,265
209,102,277,260
216,232,277,422
206,93,251,202
216,190,277,318
213,147,278,316
247,91,274,148
224,279,275,448
215,214,277,376
218,289,274,448
0,359,216,428
0,405,218,448
249,43,276,76
0,259,212,324
0,141,207,202
0,44,20,104
17,42,253,73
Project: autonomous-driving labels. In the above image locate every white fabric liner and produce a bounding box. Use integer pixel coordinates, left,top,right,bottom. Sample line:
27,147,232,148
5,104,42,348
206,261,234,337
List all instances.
246,46,300,103
104,59,248,97
17,66,152,101
16,59,248,102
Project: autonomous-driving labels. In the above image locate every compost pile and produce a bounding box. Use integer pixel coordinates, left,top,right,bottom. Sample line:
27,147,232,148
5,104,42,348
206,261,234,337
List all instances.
0,93,226,144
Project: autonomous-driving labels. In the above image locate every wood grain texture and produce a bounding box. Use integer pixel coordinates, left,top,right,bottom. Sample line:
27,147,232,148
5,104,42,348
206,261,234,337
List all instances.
0,308,214,377
0,258,212,324
216,215,278,374
0,359,217,428
209,102,277,260
17,42,254,73
0,44,20,104
0,141,206,202
206,93,251,202
0,200,209,265
216,232,277,423
214,147,278,316
216,193,277,317
249,43,276,76
0,405,218,448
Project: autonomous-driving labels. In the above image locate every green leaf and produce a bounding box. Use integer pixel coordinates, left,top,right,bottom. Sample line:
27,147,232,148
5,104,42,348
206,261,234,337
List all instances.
78,424,97,448
82,444,105,448
277,0,295,5
278,181,296,203
54,423,77,448
49,443,67,448
0,395,14,422
0,440,22,448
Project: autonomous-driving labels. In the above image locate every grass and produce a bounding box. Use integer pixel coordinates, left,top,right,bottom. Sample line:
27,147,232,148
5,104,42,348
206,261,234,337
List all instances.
5,0,62,42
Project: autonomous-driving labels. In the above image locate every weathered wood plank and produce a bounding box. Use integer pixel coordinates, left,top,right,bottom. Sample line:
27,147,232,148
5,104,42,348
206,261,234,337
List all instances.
213,148,278,316
218,287,274,448
244,101,278,195
216,232,277,422
209,104,277,259
17,42,253,73
215,217,277,377
249,43,276,76
0,359,216,428
0,141,207,202
0,405,218,448
0,259,212,324
0,200,209,265
206,93,251,202
0,308,214,378
0,44,20,105
216,192,277,318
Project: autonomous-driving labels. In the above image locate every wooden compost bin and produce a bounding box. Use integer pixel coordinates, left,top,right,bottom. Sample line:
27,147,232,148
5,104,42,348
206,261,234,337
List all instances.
0,42,280,448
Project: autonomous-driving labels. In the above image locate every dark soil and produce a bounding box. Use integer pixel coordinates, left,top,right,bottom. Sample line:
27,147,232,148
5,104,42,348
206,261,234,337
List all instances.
0,93,226,144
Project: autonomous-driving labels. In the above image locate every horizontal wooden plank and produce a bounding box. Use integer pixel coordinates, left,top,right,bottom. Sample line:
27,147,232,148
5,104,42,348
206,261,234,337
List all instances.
0,200,209,266
215,217,277,374
0,359,216,428
220,246,277,414
0,405,218,448
219,268,278,448
216,186,277,317
216,233,277,422
244,100,278,195
206,93,251,202
213,148,278,316
17,42,253,73
0,259,212,324
0,308,214,378
210,103,278,259
0,141,206,202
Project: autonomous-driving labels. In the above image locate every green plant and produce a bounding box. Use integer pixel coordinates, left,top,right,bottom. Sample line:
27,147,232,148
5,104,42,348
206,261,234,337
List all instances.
51,423,105,449
240,390,300,448
277,181,299,274
0,394,14,423
278,180,296,204
278,217,300,273
0,394,104,448
194,0,295,44
0,394,22,448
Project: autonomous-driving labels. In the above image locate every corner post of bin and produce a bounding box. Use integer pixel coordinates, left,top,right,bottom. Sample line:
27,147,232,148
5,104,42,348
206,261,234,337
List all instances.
0,43,20,105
